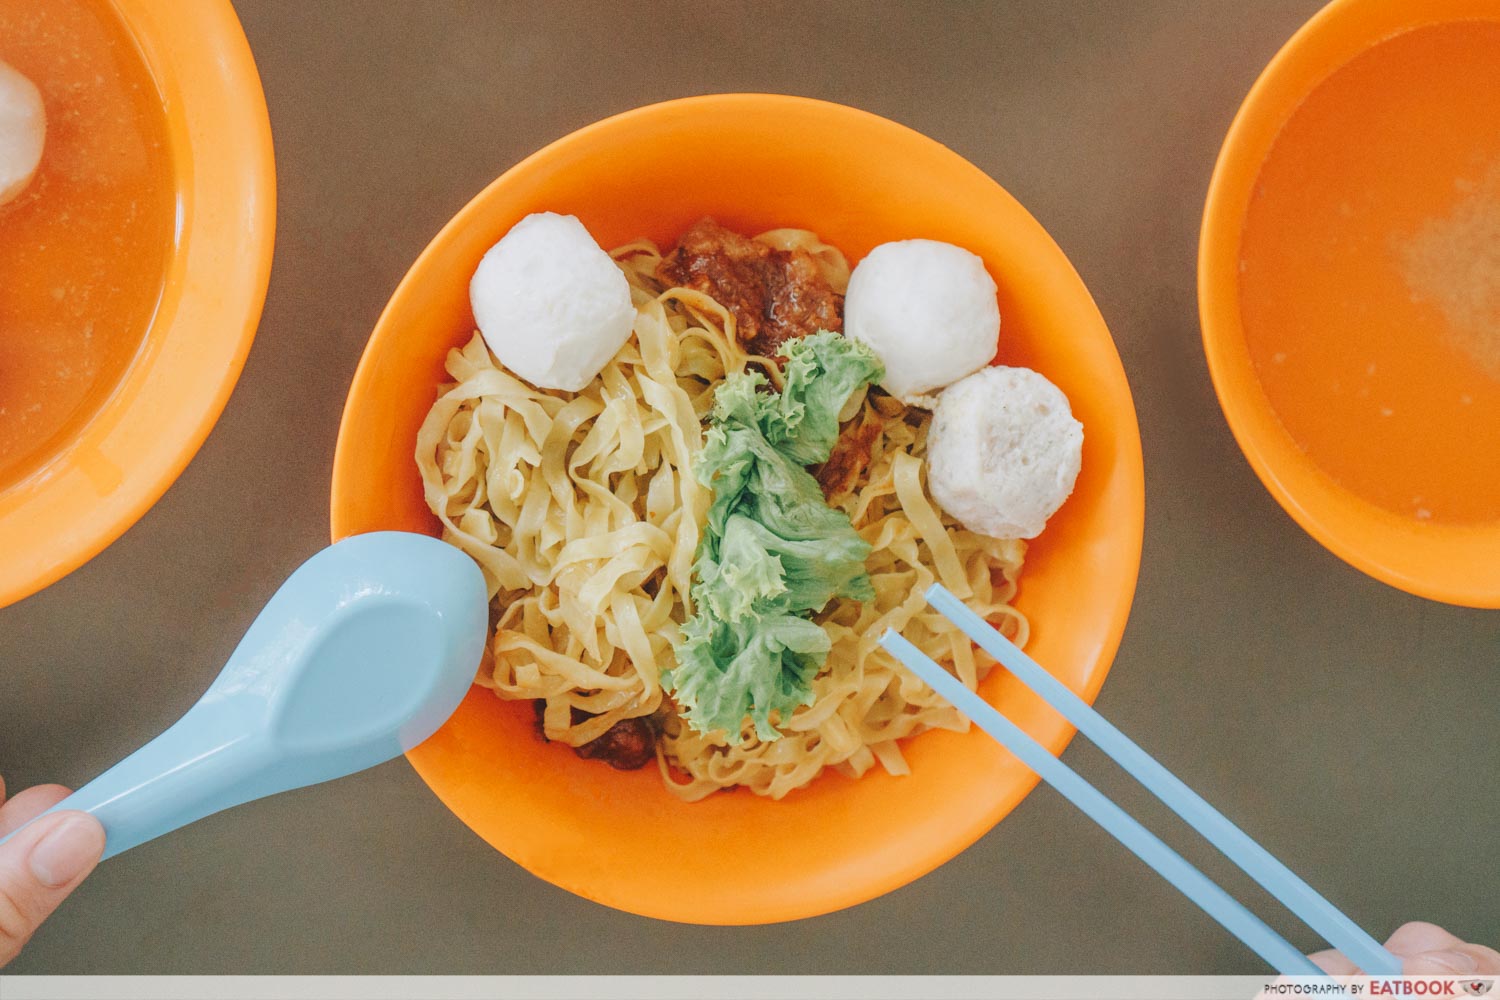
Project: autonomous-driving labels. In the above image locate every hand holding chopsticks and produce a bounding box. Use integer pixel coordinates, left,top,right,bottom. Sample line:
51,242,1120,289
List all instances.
878,583,1401,977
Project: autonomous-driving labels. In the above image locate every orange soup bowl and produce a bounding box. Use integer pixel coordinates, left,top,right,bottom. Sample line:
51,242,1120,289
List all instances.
331,95,1144,923
1200,0,1500,607
0,0,274,608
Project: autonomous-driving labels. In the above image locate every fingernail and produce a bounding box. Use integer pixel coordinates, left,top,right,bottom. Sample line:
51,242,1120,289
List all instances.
28,816,104,888
1417,949,1478,973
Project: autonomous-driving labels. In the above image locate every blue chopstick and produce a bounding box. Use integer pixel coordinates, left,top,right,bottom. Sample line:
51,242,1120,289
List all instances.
878,629,1322,977
921,583,1399,975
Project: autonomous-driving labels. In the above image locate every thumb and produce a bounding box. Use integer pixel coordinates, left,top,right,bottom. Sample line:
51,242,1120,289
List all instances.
1403,945,1500,975
0,811,106,968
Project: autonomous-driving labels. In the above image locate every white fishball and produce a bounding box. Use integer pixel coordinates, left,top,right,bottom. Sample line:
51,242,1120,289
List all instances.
0,60,46,207
927,366,1083,540
469,212,635,392
845,239,1000,402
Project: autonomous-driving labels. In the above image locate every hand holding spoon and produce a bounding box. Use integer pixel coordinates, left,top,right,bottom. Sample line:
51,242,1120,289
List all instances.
0,531,487,859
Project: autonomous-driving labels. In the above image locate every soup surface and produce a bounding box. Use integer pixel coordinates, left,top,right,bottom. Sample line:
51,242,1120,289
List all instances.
1238,21,1500,525
0,0,174,488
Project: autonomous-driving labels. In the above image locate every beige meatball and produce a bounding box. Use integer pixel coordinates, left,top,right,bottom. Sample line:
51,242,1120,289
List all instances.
927,366,1083,540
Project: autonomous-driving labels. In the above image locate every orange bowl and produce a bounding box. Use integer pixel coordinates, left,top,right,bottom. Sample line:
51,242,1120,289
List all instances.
0,0,275,609
331,95,1144,923
1200,0,1500,607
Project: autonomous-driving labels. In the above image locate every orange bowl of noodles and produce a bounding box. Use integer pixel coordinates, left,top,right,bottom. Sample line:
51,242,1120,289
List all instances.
331,94,1144,923
0,0,274,608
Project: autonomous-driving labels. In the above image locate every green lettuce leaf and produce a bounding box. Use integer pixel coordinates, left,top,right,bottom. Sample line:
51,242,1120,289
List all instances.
664,332,885,742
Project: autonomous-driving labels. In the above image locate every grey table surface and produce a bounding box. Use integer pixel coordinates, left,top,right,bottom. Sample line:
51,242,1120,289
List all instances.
3,0,1497,977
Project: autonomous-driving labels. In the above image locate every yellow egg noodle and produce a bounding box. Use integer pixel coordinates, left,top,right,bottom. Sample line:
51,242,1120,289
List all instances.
415,231,1029,801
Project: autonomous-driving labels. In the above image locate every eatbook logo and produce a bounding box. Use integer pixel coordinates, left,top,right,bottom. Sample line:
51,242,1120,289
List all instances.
1368,980,1494,996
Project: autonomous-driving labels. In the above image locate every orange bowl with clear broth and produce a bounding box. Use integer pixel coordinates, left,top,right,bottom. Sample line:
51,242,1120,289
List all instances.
1200,0,1500,607
0,0,273,608
331,95,1144,923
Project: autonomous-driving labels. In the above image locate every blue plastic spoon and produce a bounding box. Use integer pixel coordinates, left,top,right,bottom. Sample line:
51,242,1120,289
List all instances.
0,531,487,859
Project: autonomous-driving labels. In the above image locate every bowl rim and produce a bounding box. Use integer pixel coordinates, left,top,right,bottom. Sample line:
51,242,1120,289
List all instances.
0,0,276,609
331,93,1145,922
1197,0,1500,609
